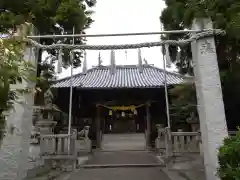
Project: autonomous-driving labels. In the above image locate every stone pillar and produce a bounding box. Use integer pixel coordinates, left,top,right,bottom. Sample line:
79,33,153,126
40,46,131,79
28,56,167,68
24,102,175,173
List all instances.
191,18,228,180
164,127,173,158
0,24,38,180
145,103,151,148
156,124,165,150
96,105,101,149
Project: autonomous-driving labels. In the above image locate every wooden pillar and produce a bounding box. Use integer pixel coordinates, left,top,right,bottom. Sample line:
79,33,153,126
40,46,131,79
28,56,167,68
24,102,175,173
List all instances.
96,105,101,149
145,102,151,148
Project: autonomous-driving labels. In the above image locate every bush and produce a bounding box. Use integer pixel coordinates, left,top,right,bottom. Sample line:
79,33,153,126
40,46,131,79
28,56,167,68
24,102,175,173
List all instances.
218,130,240,179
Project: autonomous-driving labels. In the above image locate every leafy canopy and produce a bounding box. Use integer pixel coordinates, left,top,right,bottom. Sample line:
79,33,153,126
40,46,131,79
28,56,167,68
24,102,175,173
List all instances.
0,1,96,134
0,0,96,67
0,0,95,34
160,0,240,75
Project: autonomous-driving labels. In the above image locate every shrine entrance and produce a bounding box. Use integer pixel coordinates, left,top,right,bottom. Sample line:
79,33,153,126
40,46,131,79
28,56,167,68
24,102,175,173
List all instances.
105,117,136,133
102,105,145,134
98,104,148,150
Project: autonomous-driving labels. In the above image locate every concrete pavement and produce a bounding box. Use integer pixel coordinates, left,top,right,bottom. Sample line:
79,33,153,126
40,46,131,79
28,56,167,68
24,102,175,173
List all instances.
64,150,170,180
66,167,171,180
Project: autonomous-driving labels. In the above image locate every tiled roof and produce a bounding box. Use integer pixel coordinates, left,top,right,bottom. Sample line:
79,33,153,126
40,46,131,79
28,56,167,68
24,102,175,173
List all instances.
51,65,189,89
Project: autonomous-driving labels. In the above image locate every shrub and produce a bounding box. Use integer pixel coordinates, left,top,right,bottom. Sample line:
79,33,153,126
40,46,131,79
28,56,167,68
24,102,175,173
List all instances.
218,130,240,179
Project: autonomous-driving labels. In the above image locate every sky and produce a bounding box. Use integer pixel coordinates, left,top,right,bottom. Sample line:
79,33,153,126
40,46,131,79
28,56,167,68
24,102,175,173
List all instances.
54,0,177,79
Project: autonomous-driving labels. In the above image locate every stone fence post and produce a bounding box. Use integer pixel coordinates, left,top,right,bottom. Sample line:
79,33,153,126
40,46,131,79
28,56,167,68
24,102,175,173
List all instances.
156,124,165,151
164,127,173,158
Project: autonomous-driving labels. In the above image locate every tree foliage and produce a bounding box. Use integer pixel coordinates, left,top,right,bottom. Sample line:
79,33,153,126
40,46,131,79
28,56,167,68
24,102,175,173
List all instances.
0,0,95,34
0,0,96,69
0,1,96,138
170,84,198,130
160,0,240,75
160,0,240,129
1,0,96,67
0,0,96,106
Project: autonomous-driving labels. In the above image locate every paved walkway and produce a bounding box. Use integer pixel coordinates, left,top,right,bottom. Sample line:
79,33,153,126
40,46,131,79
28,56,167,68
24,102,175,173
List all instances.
62,133,171,180
84,151,161,166
66,167,171,180
65,151,170,180
101,133,146,151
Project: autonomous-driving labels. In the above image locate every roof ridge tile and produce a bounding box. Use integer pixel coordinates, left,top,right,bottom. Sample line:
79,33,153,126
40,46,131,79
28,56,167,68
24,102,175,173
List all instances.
51,64,190,88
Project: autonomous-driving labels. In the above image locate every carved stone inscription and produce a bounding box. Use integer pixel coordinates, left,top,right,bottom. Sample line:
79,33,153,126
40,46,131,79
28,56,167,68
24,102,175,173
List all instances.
200,39,216,54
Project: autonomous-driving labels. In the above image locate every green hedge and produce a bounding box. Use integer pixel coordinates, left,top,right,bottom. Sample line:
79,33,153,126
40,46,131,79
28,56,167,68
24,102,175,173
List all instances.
218,130,240,180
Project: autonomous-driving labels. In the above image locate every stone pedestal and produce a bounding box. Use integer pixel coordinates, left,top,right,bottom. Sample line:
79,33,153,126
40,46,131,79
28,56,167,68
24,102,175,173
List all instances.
36,120,57,135
191,18,228,180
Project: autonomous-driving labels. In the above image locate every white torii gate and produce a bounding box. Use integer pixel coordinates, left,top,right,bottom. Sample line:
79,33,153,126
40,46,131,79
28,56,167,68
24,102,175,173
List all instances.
0,18,228,180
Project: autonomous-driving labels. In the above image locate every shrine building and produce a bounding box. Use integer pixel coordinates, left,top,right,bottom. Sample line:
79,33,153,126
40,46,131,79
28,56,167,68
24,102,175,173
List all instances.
51,51,190,148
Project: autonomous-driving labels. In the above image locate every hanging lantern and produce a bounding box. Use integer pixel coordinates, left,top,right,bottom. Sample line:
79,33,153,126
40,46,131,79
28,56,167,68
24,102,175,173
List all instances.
133,109,138,115
121,112,125,117
109,110,113,116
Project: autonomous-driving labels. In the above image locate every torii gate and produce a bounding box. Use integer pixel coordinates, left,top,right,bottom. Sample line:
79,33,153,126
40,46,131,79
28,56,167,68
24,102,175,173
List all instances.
0,18,228,180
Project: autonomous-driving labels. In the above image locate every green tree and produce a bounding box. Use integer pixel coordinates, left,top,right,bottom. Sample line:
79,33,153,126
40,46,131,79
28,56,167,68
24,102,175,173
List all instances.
0,0,95,35
0,0,96,105
160,0,240,129
170,84,198,130
0,0,96,133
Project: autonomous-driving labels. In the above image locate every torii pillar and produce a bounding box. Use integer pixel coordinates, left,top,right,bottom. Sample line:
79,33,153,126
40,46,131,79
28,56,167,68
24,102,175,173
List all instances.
191,18,228,180
0,24,38,180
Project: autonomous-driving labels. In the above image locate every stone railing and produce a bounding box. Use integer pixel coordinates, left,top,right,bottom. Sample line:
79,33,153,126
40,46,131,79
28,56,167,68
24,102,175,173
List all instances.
157,127,238,158
40,133,77,158
40,131,78,171
161,128,201,158
171,131,201,154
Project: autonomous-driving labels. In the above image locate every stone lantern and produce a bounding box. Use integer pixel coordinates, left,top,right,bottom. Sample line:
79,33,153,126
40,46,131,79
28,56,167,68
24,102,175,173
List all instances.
35,89,57,135
186,112,200,132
